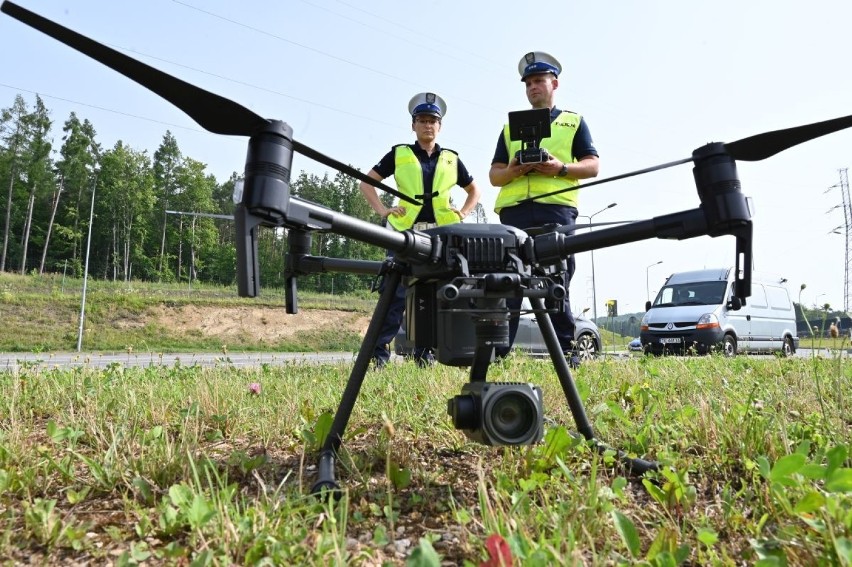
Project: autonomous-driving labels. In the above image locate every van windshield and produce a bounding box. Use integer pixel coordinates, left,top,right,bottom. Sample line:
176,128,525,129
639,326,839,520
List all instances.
651,281,728,307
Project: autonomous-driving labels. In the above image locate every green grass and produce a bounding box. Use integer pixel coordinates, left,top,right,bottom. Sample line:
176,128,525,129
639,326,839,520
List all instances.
0,272,374,353
1,353,850,565
2,272,851,564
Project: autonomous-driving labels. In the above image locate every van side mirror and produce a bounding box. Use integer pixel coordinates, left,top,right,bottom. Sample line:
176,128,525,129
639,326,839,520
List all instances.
645,300,652,312
727,296,742,311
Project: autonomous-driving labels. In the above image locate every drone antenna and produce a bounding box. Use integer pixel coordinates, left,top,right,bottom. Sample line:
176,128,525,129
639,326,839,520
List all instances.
519,156,693,204
522,112,852,204
293,141,420,206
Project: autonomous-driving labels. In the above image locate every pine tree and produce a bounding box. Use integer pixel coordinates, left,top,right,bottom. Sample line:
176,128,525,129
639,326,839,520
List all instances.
18,95,54,274
55,112,101,272
153,131,182,279
472,202,489,224
98,141,155,281
0,95,30,272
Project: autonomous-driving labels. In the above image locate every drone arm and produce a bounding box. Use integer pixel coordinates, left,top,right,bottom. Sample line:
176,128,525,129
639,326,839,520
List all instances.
285,254,384,314
534,205,753,304
533,208,709,263
285,198,439,265
300,256,385,275
283,227,393,313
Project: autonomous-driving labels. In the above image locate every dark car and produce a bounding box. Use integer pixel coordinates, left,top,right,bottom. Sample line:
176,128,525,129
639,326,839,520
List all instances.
394,307,603,361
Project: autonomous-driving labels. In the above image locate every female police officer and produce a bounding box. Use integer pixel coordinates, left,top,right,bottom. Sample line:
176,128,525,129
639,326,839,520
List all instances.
359,92,481,368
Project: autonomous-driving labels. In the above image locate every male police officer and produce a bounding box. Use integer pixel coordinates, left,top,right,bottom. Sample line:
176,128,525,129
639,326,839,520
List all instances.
489,52,599,365
360,92,481,368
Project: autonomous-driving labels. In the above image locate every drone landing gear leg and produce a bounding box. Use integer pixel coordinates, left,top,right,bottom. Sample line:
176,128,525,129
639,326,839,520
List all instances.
531,299,657,475
311,270,403,496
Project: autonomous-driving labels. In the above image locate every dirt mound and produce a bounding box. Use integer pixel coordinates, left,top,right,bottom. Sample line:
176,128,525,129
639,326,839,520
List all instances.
148,304,373,340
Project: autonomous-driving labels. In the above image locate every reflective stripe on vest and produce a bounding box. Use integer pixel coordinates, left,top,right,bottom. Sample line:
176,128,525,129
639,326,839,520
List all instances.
495,111,581,213
387,145,460,230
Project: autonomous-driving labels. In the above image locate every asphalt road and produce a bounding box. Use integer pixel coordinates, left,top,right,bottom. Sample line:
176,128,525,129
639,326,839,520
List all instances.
0,351,359,372
1,347,841,373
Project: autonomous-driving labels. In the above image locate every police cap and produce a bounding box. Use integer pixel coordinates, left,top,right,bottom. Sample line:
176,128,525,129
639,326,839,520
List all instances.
408,92,447,118
518,51,562,81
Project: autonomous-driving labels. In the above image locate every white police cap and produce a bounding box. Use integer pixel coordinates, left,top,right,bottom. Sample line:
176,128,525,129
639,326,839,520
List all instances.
518,51,562,81
408,92,447,118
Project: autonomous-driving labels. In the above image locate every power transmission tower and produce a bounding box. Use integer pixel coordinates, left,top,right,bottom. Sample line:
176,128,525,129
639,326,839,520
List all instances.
839,168,851,313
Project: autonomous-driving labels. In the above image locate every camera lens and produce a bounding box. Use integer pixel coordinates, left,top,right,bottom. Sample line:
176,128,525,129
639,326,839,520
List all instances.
484,389,538,444
448,394,478,430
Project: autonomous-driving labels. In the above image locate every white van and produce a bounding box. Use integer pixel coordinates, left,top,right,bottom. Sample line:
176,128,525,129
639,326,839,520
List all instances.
640,267,799,357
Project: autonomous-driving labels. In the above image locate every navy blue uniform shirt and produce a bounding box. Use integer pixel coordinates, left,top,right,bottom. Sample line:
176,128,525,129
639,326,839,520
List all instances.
373,142,474,223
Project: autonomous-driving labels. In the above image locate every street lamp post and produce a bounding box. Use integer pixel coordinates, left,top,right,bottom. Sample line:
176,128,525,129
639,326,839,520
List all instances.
578,203,617,321
646,260,663,303
798,283,812,334
76,169,98,352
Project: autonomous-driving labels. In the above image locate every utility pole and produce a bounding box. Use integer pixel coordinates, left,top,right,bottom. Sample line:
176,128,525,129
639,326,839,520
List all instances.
839,169,851,313
77,170,98,352
826,168,852,313
827,168,851,314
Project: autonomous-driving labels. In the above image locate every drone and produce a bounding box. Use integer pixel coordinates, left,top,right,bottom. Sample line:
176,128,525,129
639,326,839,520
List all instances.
6,1,852,495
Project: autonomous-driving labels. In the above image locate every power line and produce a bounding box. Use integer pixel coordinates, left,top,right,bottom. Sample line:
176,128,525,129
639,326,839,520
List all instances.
104,43,403,130
0,82,208,134
169,0,502,114
309,0,504,69
170,0,422,88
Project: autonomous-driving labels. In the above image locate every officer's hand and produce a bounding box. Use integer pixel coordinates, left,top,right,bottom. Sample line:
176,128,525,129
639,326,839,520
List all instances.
510,158,535,178
531,156,561,176
384,206,405,218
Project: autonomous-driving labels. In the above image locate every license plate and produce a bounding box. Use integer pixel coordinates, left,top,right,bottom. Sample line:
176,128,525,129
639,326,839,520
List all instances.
659,337,681,344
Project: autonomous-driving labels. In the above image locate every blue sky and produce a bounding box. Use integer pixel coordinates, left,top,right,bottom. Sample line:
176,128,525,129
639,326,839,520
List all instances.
2,0,851,317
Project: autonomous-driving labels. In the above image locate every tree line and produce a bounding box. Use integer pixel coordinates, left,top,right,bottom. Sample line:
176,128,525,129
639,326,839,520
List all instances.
2,93,488,294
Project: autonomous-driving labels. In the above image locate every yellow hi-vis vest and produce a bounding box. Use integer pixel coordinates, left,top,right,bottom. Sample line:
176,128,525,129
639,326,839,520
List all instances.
387,145,460,231
495,111,581,213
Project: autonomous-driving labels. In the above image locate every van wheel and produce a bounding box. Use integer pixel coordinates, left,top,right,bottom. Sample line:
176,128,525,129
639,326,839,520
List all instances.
576,333,598,360
723,335,737,357
781,337,794,357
